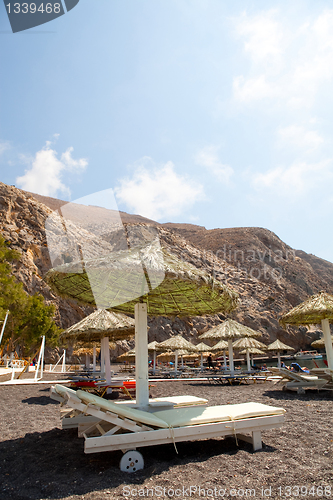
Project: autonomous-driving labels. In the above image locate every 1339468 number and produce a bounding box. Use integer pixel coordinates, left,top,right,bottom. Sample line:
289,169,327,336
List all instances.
278,485,332,496
6,3,61,13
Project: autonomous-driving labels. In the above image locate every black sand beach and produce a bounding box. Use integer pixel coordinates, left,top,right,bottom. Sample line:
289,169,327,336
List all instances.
0,374,332,500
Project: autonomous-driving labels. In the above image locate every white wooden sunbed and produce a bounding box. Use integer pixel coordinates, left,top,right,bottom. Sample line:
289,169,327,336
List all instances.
270,367,328,394
52,384,285,472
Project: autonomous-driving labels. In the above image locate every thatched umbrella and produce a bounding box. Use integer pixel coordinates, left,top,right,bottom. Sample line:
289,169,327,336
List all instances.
147,341,162,373
266,339,295,368
199,319,261,372
117,349,136,362
157,335,198,371
195,342,212,371
311,336,333,349
239,347,266,369
210,339,229,368
233,337,267,371
45,226,238,408
279,291,333,370
61,308,135,382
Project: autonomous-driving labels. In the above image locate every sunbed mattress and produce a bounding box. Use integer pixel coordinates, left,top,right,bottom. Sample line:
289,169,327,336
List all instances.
153,402,285,427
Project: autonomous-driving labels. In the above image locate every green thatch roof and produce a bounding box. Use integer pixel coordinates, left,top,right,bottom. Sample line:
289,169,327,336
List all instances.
45,239,238,317
279,291,333,327
232,337,267,350
199,318,261,340
311,336,333,349
61,308,135,342
266,339,294,351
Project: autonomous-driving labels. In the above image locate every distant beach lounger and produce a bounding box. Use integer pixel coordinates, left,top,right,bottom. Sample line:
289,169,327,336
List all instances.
270,367,329,394
50,384,285,472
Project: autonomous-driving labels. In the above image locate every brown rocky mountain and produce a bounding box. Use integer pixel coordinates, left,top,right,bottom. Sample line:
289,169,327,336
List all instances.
0,182,331,356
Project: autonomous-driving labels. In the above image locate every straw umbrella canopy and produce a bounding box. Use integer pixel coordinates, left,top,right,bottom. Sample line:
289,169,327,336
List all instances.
266,339,295,368
311,336,333,349
195,342,213,371
157,351,174,362
210,339,229,369
233,337,267,371
147,341,163,373
199,319,261,372
279,291,333,369
61,308,135,382
61,308,135,343
45,234,238,407
157,335,198,371
117,349,136,362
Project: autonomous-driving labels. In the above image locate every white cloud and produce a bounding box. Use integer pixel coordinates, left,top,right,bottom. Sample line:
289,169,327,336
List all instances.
252,159,332,196
233,9,333,109
195,146,233,182
277,125,324,151
0,141,10,156
235,9,287,65
16,141,87,198
114,158,204,221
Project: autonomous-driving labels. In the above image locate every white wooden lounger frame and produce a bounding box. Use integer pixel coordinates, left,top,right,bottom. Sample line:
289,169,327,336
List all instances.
270,367,328,394
54,386,285,463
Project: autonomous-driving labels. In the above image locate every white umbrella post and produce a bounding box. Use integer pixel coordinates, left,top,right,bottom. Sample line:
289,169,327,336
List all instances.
153,350,156,374
174,351,179,372
135,303,149,409
92,346,96,372
101,337,112,384
321,318,333,369
200,353,204,371
246,350,251,371
228,338,234,372
223,350,227,369
277,352,281,368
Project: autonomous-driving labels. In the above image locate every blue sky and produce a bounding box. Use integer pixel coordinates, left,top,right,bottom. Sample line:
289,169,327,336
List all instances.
1,0,333,263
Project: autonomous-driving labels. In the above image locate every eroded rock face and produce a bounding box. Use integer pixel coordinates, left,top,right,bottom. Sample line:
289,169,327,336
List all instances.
0,182,331,355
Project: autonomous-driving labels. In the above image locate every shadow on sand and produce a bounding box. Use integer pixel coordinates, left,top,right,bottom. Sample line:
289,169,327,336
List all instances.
0,425,277,500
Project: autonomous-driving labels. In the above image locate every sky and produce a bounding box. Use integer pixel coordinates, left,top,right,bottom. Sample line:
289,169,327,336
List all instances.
1,0,333,263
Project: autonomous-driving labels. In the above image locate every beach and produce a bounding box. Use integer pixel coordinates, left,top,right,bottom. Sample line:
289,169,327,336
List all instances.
0,374,332,500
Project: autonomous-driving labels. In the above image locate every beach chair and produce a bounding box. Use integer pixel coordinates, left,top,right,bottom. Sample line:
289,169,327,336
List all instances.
50,385,209,430
270,367,328,394
52,384,285,472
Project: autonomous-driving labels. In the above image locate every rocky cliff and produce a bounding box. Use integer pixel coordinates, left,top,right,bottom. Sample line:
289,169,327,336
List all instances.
0,182,331,355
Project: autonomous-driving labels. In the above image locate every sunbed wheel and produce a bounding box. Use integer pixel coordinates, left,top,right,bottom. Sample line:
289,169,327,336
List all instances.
120,450,144,473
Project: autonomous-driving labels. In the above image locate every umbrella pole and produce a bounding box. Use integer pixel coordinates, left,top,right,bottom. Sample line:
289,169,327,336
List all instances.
103,337,112,384
93,346,96,372
277,352,281,369
100,338,105,376
223,350,227,369
135,303,149,409
200,353,203,371
321,318,333,369
228,338,234,372
175,351,179,372
246,350,251,371
153,350,156,374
